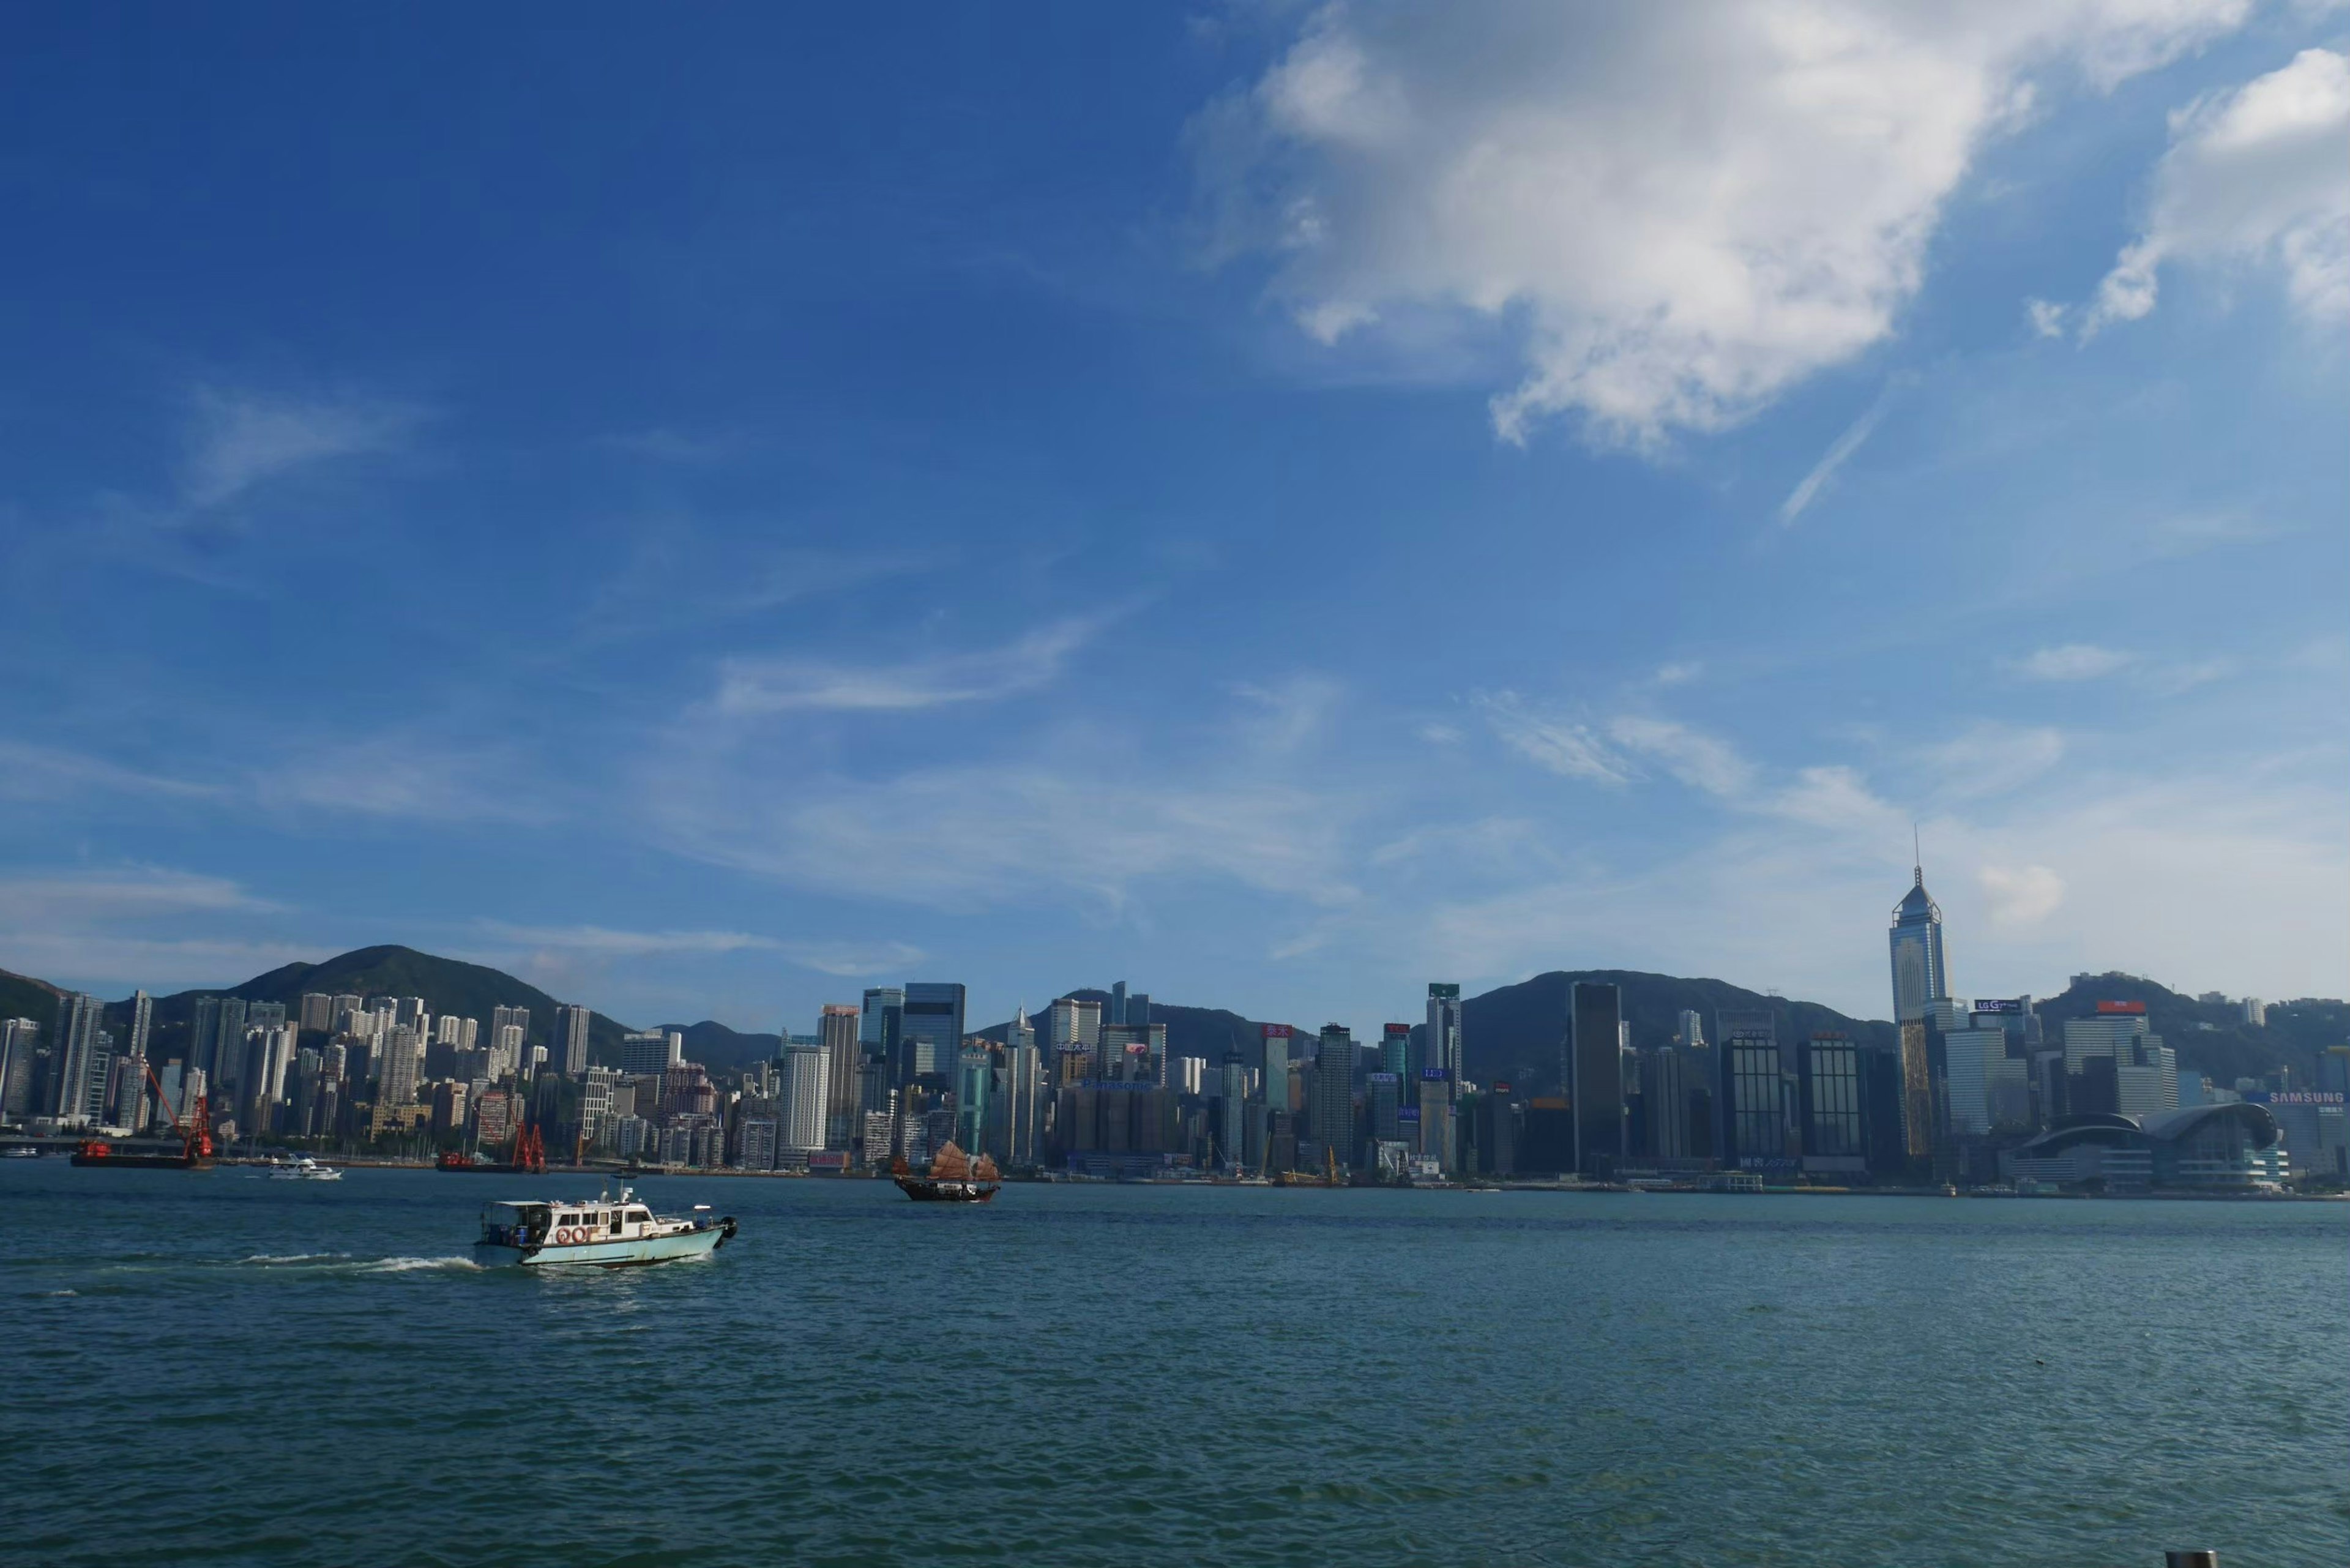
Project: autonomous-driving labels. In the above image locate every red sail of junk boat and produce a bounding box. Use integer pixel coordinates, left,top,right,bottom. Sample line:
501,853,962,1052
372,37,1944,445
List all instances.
892,1140,1001,1203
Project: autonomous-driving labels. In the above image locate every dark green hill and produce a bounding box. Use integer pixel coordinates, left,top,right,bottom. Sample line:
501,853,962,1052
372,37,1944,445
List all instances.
116,945,633,1067
670,1020,782,1077
1450,969,1898,1093
0,966,65,1038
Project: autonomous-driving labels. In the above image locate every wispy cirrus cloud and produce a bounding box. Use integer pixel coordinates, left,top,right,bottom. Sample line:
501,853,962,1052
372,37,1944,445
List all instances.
712,616,1106,715
0,865,306,991
0,742,222,803
183,385,427,507
2011,643,2137,681
1778,379,1906,525
1472,692,1633,785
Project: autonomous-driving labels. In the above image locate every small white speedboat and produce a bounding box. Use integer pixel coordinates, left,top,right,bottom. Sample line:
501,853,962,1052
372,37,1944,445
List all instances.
267,1156,344,1181
472,1186,736,1268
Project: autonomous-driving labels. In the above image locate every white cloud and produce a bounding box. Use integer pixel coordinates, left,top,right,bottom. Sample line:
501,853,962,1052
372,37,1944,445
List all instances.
2026,296,2071,337
1979,862,2068,925
1473,692,1633,784
2086,47,2350,333
1652,661,1703,687
184,386,424,507
1608,715,1758,799
713,617,1103,714
2012,643,2138,680
776,941,929,978
1193,2,2253,445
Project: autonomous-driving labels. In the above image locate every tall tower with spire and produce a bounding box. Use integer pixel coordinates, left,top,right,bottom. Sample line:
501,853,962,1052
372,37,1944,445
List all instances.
1887,840,1947,1165
1887,846,1948,1023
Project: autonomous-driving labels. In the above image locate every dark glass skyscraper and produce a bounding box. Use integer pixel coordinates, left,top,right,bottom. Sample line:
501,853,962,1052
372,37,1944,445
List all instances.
1570,981,1622,1178
901,983,965,1083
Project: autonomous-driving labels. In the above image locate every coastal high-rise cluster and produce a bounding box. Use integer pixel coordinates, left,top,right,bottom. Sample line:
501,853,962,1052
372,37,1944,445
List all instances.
2,865,2340,1190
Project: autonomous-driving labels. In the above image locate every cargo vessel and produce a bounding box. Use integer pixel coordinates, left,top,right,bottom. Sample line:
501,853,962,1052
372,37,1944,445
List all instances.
892,1140,1001,1203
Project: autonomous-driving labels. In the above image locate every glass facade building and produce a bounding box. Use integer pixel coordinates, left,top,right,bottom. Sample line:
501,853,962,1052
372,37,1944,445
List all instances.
1570,982,1623,1178
1799,1035,1865,1164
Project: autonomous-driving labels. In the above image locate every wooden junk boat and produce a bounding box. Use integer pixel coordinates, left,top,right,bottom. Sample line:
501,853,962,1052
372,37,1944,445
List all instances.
892,1140,1001,1203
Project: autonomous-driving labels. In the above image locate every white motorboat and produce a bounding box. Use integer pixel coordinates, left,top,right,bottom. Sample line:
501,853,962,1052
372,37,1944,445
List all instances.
267,1155,343,1181
472,1186,736,1268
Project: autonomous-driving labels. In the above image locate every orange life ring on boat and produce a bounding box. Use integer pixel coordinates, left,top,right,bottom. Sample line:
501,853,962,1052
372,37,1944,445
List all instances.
554,1226,572,1245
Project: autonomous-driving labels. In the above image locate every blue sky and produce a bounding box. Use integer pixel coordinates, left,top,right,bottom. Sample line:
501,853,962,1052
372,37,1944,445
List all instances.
3,2,2344,1035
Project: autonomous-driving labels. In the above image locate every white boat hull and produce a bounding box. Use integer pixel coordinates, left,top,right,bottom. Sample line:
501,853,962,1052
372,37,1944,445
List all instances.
474,1225,731,1269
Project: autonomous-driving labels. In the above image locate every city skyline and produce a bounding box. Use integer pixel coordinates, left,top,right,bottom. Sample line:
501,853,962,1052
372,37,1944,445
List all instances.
2,8,2344,1042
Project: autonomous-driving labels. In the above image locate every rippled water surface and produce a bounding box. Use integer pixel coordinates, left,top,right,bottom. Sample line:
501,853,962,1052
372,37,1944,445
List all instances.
2,1164,2343,1567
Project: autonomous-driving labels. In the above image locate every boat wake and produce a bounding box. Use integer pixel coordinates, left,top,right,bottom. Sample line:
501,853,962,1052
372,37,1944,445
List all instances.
238,1252,480,1274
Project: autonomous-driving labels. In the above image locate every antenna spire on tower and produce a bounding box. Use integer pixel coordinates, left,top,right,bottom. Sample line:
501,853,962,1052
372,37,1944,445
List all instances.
1912,821,1922,883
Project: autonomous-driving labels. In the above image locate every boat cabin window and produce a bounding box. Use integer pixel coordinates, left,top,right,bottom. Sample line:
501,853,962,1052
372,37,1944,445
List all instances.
628,1209,651,1223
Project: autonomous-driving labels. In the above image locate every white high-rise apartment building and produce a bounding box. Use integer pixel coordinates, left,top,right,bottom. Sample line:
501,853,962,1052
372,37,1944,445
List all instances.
1678,1009,1705,1048
378,1025,422,1106
777,1042,830,1152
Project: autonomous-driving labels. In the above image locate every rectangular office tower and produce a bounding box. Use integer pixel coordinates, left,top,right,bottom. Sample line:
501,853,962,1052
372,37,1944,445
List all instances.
900,984,965,1083
1570,982,1623,1179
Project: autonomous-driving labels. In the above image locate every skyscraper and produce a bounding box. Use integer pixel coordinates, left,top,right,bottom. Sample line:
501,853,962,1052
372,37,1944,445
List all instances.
1127,991,1151,1029
901,982,965,1081
1426,984,1463,1084
1005,1037,1043,1165
553,1004,592,1075
955,1046,993,1154
1642,1046,1689,1161
491,1005,531,1064
1379,1023,1411,1077
1,1017,39,1120
819,1003,862,1148
777,1042,830,1153
298,992,335,1033
121,990,153,1129
1721,1016,1785,1168
860,986,905,1081
1569,982,1622,1178
1109,980,1128,1028
1046,996,1101,1054
1677,1009,1705,1048
50,992,106,1124
1798,1034,1867,1171
1310,1028,1356,1170
1888,861,1946,1164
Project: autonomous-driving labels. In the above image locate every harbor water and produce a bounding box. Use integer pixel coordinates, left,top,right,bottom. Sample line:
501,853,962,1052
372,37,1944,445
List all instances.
2,1163,2343,1567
